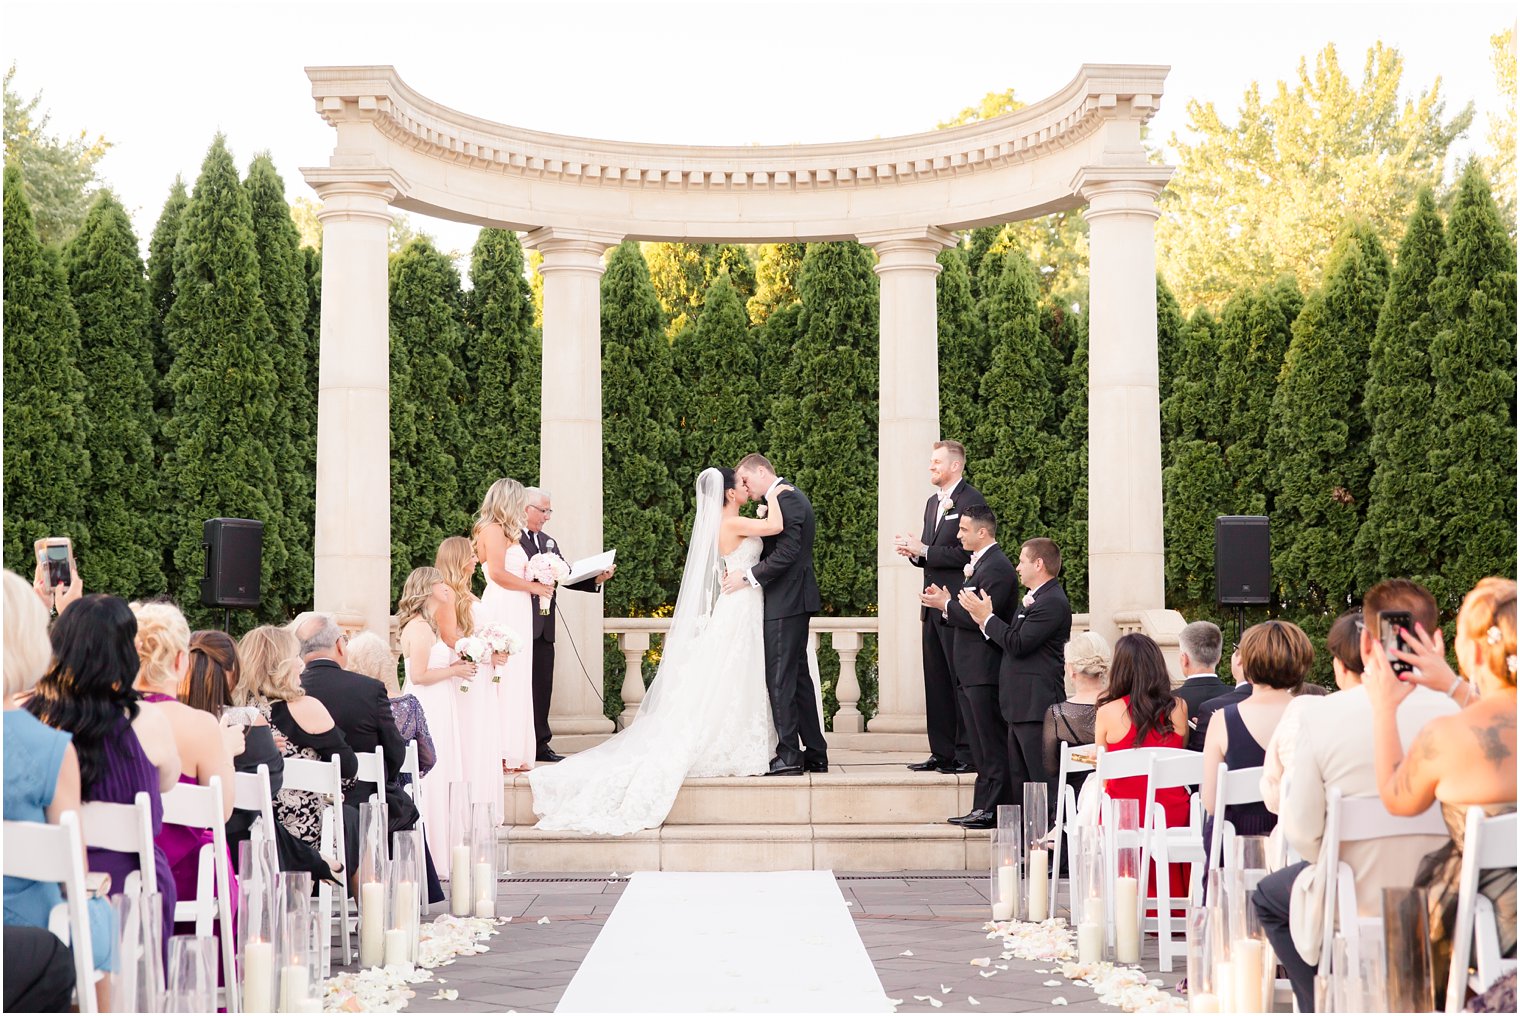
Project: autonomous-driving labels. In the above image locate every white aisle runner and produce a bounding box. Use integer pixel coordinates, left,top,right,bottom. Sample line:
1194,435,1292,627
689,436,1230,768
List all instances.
556,870,894,1013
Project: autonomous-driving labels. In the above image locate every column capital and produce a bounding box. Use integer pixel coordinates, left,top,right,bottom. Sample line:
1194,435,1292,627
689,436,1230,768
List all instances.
859,225,959,275
303,167,406,225
523,226,623,272
1071,165,1174,221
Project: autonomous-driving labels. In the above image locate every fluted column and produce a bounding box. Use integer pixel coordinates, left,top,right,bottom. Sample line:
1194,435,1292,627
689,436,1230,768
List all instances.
311,177,398,636
859,226,958,736
523,227,621,735
1073,166,1174,647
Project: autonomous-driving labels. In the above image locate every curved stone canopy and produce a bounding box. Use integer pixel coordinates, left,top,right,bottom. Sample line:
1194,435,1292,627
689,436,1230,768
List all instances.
303,63,1169,242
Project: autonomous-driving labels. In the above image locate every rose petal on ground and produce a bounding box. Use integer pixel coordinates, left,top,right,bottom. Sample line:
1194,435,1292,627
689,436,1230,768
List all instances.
431,988,458,1000
537,916,550,925
900,950,915,956
1044,979,1063,986
968,998,980,1006
940,984,951,994
979,970,996,978
1052,998,1069,1006
969,957,990,967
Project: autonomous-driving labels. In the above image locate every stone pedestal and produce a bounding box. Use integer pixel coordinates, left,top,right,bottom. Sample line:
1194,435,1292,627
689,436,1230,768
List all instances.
860,227,957,735
525,227,622,736
311,177,398,636
1074,166,1173,647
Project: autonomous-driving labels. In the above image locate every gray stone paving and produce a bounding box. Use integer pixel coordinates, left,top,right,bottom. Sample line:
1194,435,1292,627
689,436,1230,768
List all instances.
394,872,1187,1014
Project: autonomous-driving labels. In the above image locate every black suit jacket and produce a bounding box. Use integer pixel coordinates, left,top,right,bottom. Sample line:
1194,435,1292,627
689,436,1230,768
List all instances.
301,659,406,793
750,482,821,620
1176,674,1230,725
982,580,1073,723
519,530,601,643
911,479,988,623
1187,681,1249,752
942,543,1018,688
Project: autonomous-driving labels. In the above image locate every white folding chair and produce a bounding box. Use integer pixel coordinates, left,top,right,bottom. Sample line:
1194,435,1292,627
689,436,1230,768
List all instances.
3,812,99,1013
400,739,426,855
1445,807,1518,1012
1206,762,1266,873
354,745,386,807
283,754,351,971
79,791,159,898
1095,745,1188,951
232,763,277,850
1143,751,1207,971
160,775,239,1013
1052,741,1095,917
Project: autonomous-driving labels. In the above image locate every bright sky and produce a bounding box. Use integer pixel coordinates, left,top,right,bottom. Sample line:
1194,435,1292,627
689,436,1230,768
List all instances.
4,0,1512,257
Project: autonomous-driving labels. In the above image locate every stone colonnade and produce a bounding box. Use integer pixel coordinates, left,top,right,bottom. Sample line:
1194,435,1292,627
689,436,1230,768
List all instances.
303,64,1178,742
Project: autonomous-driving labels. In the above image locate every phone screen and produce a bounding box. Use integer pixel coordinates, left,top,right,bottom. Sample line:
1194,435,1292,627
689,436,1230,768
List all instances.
1378,611,1415,677
43,540,71,588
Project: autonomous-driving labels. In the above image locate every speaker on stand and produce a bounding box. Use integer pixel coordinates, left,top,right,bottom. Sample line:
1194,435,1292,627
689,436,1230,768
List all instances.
1215,515,1270,648
201,518,263,631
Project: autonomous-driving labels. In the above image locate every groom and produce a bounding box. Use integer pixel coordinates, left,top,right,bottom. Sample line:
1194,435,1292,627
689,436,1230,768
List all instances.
721,453,828,777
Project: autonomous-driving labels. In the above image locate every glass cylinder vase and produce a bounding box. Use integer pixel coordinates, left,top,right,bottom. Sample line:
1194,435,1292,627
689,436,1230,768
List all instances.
471,801,498,918
165,934,215,1013
1186,896,1224,1012
1225,873,1272,1013
1107,797,1142,964
1382,886,1434,1013
238,849,279,1015
1023,782,1051,922
386,829,424,970
989,827,1022,922
357,800,389,967
1071,825,1107,964
449,781,473,916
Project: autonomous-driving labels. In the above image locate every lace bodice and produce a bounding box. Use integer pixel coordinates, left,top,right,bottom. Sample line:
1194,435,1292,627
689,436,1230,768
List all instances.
722,535,763,572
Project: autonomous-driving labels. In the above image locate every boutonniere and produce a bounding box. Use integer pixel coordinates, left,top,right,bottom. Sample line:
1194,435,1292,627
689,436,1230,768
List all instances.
963,563,974,579
1022,591,1036,607
943,498,954,512
756,504,768,519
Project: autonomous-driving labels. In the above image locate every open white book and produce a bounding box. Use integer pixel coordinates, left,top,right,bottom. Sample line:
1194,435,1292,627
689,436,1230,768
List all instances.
562,549,615,586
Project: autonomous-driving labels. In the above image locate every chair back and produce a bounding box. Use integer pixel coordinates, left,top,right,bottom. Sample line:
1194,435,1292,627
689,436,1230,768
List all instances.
232,764,277,847
275,754,351,971
401,739,422,795
79,792,159,897
1206,762,1265,872
1446,808,1519,1011
2,812,98,1013
1051,741,1095,915
160,775,239,1012
354,746,386,804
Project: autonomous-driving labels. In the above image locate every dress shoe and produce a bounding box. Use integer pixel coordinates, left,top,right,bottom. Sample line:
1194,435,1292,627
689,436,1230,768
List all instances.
907,756,950,772
764,759,805,777
804,760,829,774
948,809,996,829
536,750,565,763
938,760,975,775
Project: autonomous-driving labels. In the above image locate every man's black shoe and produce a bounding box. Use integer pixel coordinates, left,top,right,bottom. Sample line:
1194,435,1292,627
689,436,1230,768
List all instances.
907,756,950,772
948,809,994,828
803,760,829,773
536,750,565,763
764,759,805,777
938,761,975,775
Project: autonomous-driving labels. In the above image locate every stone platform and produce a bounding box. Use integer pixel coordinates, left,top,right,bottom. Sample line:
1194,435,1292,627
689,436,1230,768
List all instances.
500,751,998,873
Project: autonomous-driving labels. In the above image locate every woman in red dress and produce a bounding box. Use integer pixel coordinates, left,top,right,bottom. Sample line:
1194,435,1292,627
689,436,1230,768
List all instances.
1094,633,1192,905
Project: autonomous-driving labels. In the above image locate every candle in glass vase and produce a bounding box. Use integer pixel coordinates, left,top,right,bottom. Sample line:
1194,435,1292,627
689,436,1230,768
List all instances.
992,864,1017,920
1232,938,1265,1012
1213,961,1234,1012
1077,919,1104,963
1189,992,1220,1012
450,846,472,916
476,897,497,918
473,861,494,916
383,927,412,971
1114,875,1140,963
1027,848,1049,921
279,963,309,1012
392,879,418,934
359,880,385,967
242,939,273,1012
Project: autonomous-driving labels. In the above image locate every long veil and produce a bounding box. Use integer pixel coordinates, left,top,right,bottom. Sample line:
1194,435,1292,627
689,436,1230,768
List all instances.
634,467,724,722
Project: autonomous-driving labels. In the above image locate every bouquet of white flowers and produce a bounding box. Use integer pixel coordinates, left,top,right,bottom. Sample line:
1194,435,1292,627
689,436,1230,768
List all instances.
526,553,570,615
476,624,525,663
454,636,489,692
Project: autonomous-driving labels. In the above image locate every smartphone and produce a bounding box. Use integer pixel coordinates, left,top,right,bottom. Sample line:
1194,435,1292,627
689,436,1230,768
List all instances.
43,537,72,588
1378,610,1416,678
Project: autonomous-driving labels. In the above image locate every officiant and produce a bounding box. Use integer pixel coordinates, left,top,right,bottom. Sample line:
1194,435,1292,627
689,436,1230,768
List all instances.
523,486,616,763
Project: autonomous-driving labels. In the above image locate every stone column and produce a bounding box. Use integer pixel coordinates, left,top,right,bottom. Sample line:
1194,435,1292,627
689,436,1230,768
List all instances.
310,178,398,636
859,227,958,736
1073,167,1174,647
523,227,621,736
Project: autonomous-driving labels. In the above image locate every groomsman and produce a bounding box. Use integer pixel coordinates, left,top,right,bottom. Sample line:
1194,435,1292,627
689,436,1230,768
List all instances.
919,505,1018,829
959,537,1072,813
522,487,615,763
894,440,987,774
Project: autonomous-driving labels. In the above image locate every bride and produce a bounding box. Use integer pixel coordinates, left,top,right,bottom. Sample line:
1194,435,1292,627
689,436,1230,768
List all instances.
528,467,789,835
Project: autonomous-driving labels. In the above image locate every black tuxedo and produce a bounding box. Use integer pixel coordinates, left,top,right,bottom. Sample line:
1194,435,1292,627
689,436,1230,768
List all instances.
749,482,826,768
519,529,601,757
910,479,987,766
1188,681,1249,753
1177,674,1230,726
300,659,418,831
981,580,1072,804
943,543,1018,811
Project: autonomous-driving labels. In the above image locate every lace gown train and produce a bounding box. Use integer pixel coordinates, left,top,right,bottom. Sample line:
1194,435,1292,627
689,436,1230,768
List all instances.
528,536,775,835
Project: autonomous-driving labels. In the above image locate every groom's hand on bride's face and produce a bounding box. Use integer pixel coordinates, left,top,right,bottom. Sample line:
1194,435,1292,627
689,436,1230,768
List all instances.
720,572,748,595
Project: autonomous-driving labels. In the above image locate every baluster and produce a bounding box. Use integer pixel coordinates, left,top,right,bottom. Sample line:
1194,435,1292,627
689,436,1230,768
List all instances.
617,630,651,727
831,630,864,733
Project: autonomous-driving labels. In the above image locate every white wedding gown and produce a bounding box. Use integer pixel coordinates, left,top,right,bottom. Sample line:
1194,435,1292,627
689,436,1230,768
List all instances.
528,535,775,835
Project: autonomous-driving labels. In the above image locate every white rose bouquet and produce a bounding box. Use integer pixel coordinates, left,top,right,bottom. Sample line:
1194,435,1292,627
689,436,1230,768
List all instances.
454,636,489,692
526,553,570,615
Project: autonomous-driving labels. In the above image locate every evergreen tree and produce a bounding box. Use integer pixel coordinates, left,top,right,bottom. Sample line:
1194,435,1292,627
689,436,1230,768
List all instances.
1426,165,1518,607
1163,439,1234,611
1161,308,1221,455
972,249,1051,548
1215,283,1298,514
64,191,163,598
644,242,709,337
710,244,756,306
1268,223,1390,615
2,163,91,578
768,241,880,613
1156,276,1187,411
755,300,801,431
145,177,188,418
936,246,984,456
1355,188,1446,590
464,228,540,499
161,136,285,626
1043,304,1089,611
747,242,806,324
244,154,312,614
600,242,683,617
388,237,472,591
965,226,1003,304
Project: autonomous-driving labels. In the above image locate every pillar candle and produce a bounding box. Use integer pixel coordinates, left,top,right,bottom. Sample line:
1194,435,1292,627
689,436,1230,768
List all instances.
383,927,412,971
475,898,497,919
358,881,385,967
992,864,1017,920
241,940,273,1013
473,861,494,914
392,879,418,934
1077,921,1104,964
1027,848,1049,921
1114,875,1140,963
1189,992,1220,1013
449,846,472,916
278,964,308,1013
1214,961,1234,1013
1232,938,1265,1012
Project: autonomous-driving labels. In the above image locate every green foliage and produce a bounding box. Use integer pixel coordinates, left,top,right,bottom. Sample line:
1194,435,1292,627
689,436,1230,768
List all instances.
748,243,805,324
2,162,90,577
1161,308,1221,452
2,65,112,246
1215,282,1299,514
1268,223,1390,615
1156,276,1187,412
161,135,286,627
1356,189,1446,591
937,87,1023,128
1159,42,1473,311
244,153,312,615
1042,300,1089,611
755,299,801,406
935,247,984,457
464,229,540,498
768,241,880,614
64,191,163,598
676,273,761,474
145,178,188,419
1426,165,1518,608
646,242,758,336
388,237,471,592
1163,439,1234,609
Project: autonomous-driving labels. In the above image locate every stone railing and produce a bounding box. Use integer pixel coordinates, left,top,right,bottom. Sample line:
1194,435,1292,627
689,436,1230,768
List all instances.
604,616,879,731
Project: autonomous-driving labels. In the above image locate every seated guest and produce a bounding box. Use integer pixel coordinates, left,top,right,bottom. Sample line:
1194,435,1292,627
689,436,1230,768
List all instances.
1262,610,1363,814
25,593,180,960
1368,577,1516,1002
3,924,79,1012
1041,630,1111,785
1253,580,1459,1012
1175,620,1229,726
3,572,119,1002
235,625,355,882
346,631,435,779
1200,620,1308,858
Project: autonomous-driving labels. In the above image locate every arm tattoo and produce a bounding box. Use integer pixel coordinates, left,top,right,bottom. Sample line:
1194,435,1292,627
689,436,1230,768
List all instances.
1473,713,1516,767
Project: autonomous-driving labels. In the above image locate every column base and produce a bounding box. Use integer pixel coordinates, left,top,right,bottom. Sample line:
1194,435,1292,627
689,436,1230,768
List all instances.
865,711,929,735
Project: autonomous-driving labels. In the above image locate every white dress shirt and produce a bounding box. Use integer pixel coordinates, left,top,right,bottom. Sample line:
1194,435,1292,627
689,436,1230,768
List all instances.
743,477,787,588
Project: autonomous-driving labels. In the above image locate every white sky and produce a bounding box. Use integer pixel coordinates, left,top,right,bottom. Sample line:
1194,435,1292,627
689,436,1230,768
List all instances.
3,0,1512,258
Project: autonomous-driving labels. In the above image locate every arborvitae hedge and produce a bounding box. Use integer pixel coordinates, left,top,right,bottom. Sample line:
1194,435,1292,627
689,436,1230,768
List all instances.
936,246,984,459
464,228,540,496
145,177,187,420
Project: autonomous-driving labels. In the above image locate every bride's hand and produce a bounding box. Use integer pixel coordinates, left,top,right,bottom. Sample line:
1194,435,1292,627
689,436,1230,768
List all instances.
771,484,794,498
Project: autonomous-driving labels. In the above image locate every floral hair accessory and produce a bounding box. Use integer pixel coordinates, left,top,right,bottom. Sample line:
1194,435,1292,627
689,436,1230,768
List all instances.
1488,625,1504,644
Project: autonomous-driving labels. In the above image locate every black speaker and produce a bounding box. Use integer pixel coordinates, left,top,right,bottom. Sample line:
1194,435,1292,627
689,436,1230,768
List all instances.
201,518,263,609
1215,516,1270,605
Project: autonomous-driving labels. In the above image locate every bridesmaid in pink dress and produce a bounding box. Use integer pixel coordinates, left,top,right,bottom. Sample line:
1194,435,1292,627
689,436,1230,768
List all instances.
472,478,551,774
435,537,503,811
